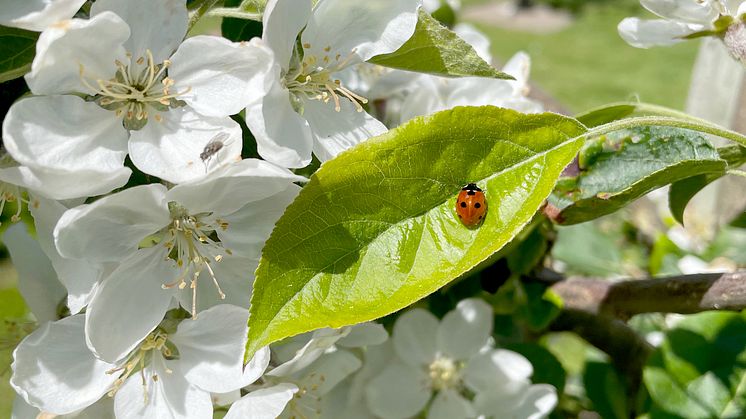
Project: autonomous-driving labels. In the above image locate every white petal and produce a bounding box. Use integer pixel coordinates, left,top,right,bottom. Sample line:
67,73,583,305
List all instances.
337,322,388,348
30,196,102,314
170,36,275,117
262,0,312,70
3,95,128,173
640,0,719,24
366,361,431,419
304,98,387,161
428,389,475,419
115,352,213,419
302,0,420,63
472,379,530,417
54,184,169,262
0,164,131,200
514,384,558,419
10,315,118,415
91,0,187,63
128,108,242,184
25,12,128,94
268,328,350,377
463,349,533,394
392,308,439,367
174,256,257,313
166,158,305,215
11,395,39,419
85,249,178,362
0,0,86,31
3,223,66,323
618,17,700,48
246,75,315,168
225,383,298,419
170,304,269,393
298,349,362,396
218,185,300,258
501,51,532,91
437,298,492,360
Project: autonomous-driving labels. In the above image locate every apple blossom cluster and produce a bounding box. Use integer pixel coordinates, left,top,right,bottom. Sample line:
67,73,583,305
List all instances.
1,0,550,418
619,0,746,63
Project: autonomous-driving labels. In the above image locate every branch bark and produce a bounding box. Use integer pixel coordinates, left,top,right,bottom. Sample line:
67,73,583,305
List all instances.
549,270,746,320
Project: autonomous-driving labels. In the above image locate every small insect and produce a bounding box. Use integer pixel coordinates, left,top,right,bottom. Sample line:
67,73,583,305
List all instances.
455,183,487,227
200,132,229,172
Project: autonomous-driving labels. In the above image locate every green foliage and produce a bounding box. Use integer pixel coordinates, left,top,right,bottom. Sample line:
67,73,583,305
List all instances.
584,362,628,419
548,126,727,225
368,9,514,79
221,0,263,42
0,26,37,83
644,311,746,418
246,106,586,359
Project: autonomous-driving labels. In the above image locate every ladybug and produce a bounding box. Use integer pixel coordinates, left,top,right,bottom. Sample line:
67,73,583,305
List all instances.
456,183,487,227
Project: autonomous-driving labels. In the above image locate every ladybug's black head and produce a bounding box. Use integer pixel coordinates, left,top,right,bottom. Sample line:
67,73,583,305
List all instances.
462,183,482,192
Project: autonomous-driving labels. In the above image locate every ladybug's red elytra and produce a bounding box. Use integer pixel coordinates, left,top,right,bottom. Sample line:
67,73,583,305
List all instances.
455,183,487,227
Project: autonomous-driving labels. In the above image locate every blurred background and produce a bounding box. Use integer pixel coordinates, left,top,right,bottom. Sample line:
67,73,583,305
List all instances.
1,0,744,416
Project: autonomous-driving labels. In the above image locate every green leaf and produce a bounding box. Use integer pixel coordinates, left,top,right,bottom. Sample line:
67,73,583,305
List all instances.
245,106,586,359
584,362,629,419
669,145,746,225
575,102,723,129
221,0,262,42
0,26,38,83
368,9,513,80
547,126,727,225
643,311,746,419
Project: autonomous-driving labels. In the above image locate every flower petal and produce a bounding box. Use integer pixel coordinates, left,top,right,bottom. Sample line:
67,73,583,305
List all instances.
128,108,242,184
453,23,492,63
25,12,128,94
618,17,700,48
170,36,275,117
0,0,86,31
3,223,66,323
91,0,187,63
3,95,128,173
0,165,131,201
303,97,387,162
337,322,388,348
170,304,269,393
268,328,350,377
115,352,212,419
217,185,300,258
10,315,118,415
366,361,430,419
54,184,169,262
302,0,420,63
85,248,178,362
436,298,492,360
640,0,719,24
246,75,315,168
463,349,533,394
427,389,475,419
392,308,439,367
30,196,102,314
262,0,312,70
166,158,305,216
224,383,298,419
513,384,558,419
299,349,362,396
174,256,257,313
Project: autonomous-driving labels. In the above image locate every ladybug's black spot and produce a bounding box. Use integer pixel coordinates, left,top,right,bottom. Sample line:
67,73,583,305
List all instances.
478,215,482,219
458,214,462,218
474,202,481,209
460,201,467,208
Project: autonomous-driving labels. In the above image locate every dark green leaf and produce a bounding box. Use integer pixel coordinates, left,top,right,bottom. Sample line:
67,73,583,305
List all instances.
245,106,585,359
0,25,38,83
584,362,629,419
504,342,567,393
368,9,513,80
221,0,263,43
548,126,727,225
644,311,746,419
669,145,746,225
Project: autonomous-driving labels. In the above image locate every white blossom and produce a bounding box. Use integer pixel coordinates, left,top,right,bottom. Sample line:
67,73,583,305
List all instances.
243,0,421,168
0,0,86,31
53,159,302,362
2,0,273,195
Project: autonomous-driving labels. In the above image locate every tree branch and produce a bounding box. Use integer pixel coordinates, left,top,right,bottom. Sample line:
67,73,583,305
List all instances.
549,270,746,320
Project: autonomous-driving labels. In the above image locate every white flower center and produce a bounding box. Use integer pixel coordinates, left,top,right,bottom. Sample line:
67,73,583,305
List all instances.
79,49,190,130
284,43,368,113
279,372,326,419
428,355,461,391
159,202,231,317
106,331,172,403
